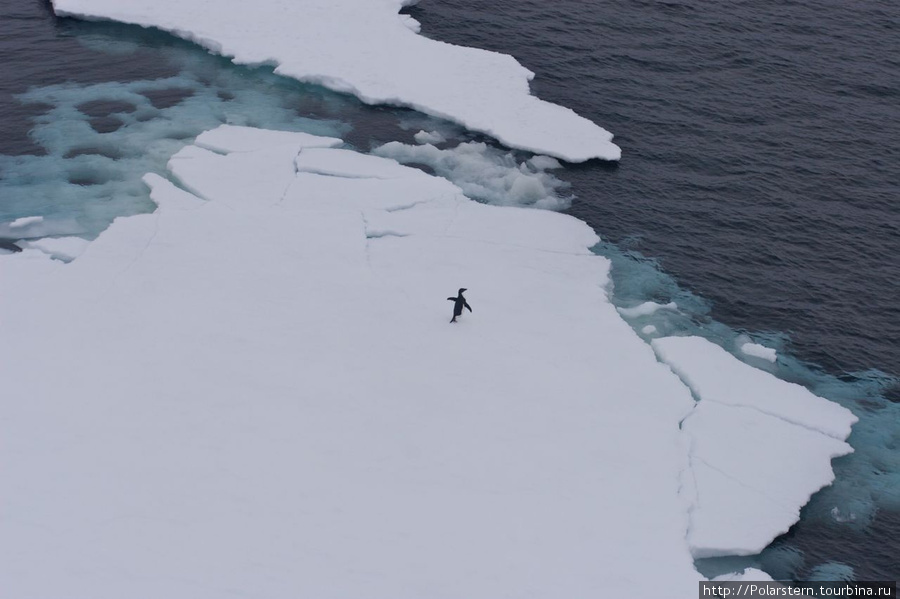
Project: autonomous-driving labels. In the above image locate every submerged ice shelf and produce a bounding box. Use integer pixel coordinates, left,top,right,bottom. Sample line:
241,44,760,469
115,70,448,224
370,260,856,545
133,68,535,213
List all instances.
0,125,857,596
49,0,620,162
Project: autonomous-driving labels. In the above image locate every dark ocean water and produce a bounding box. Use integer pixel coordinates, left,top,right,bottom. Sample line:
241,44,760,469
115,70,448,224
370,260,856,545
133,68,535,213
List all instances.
2,0,898,583
409,0,900,386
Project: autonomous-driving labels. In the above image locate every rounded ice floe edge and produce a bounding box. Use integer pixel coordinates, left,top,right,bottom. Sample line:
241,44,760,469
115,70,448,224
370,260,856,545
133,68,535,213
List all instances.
49,0,622,163
647,334,857,559
17,237,92,262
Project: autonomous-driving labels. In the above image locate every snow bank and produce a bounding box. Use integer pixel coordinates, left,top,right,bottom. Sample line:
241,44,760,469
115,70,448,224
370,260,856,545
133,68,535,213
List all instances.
1,125,694,598
49,0,620,162
652,336,856,558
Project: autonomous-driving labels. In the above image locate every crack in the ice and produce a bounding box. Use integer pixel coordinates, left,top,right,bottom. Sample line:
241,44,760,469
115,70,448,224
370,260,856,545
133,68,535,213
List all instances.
692,455,797,512
102,210,161,297
702,396,848,442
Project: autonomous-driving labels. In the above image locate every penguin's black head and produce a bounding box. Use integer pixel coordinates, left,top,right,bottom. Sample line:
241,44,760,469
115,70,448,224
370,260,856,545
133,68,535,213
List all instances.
459,288,467,295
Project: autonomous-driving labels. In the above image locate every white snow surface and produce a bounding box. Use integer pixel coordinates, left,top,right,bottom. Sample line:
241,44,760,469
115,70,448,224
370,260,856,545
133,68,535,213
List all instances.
49,0,620,162
652,335,856,557
0,125,856,596
2,126,693,598
741,341,778,362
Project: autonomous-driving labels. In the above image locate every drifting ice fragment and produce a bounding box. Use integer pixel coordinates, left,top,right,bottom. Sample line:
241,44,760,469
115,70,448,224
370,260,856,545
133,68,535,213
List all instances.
9,216,44,229
617,301,677,319
741,342,777,363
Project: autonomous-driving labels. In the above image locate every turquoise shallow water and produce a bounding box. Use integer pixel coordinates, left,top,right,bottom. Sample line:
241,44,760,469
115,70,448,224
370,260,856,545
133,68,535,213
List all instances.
2,0,898,581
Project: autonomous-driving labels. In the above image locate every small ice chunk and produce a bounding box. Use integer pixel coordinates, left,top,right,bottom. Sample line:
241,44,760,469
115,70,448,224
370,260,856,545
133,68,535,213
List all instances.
373,140,571,209
741,342,777,363
527,155,562,171
713,569,775,582
413,130,445,145
18,236,91,261
9,216,44,229
617,301,677,319
642,325,658,335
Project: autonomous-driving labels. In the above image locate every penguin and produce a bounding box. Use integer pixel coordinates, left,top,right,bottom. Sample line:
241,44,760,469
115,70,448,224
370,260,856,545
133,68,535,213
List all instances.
447,288,472,323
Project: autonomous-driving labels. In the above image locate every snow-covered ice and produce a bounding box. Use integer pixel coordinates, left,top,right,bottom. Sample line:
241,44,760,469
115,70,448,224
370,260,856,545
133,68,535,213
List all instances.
2,126,692,598
652,336,857,557
49,0,620,162
654,336,856,440
0,125,856,596
741,341,778,363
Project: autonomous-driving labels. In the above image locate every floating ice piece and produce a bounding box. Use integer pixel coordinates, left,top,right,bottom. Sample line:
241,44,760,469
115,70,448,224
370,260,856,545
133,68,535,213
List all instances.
617,300,677,319
413,130,445,145
713,569,776,582
642,324,658,335
49,0,620,161
527,155,563,171
8,216,44,229
682,401,852,557
652,335,856,558
653,336,857,439
741,342,777,363
18,236,91,261
373,140,570,209
0,124,695,597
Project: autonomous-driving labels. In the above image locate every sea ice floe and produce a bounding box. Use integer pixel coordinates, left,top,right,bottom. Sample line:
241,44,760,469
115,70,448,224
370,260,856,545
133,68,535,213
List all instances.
652,335,857,557
0,125,856,596
0,124,692,598
49,0,621,161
